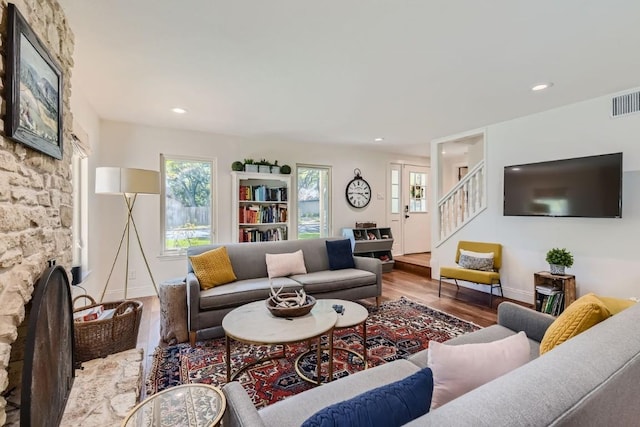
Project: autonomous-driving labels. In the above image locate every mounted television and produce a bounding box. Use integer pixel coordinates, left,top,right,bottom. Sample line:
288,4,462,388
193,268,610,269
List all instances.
503,152,623,218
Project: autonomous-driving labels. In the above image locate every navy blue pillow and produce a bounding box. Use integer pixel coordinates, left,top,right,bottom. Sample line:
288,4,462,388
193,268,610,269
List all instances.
301,367,434,427
326,239,356,270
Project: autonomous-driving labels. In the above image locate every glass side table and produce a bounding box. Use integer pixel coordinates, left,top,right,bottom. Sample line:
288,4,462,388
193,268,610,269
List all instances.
121,384,226,427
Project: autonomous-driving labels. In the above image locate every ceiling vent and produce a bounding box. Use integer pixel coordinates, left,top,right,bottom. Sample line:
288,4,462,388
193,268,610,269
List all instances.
611,91,640,117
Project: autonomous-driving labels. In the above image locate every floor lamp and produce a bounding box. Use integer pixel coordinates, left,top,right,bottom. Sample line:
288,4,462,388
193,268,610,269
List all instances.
95,167,160,301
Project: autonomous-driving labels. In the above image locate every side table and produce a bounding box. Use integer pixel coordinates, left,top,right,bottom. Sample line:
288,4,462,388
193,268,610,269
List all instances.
295,299,369,384
121,384,225,426
159,277,189,345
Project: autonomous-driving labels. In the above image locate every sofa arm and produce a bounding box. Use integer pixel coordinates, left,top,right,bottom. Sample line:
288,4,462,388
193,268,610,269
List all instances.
497,302,555,343
353,256,383,295
186,272,201,334
222,382,266,427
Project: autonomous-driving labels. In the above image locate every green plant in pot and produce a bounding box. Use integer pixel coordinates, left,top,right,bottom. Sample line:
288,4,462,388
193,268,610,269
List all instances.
280,164,291,174
545,248,573,275
244,158,258,172
231,161,244,171
257,158,272,173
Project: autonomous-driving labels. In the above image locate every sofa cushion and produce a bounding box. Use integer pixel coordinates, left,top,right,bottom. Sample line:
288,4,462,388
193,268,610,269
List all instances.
439,266,500,285
266,250,307,278
301,367,433,427
325,239,356,270
428,331,530,409
540,293,611,354
259,359,421,427
200,277,302,310
291,269,376,293
189,246,237,289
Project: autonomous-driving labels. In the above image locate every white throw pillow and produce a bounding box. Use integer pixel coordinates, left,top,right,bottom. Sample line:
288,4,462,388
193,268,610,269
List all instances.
458,249,495,271
265,250,307,278
427,331,530,409
459,249,494,259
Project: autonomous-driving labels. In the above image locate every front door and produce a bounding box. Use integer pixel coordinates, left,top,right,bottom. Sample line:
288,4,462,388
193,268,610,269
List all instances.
402,164,430,254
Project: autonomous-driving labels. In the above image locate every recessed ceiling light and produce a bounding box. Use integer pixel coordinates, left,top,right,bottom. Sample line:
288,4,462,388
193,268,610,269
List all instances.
512,167,521,171
374,137,384,142
531,83,553,91
441,150,446,155
171,107,187,114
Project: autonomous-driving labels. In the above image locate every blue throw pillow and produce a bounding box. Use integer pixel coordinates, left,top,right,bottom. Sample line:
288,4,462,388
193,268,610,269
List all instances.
301,367,434,427
326,239,356,270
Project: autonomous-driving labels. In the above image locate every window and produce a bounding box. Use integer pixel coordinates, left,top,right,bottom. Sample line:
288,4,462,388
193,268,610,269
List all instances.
71,128,90,281
409,172,428,212
297,165,331,239
391,169,400,214
161,155,215,254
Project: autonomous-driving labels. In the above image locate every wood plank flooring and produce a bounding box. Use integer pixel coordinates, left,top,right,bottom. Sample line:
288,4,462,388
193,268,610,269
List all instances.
135,268,526,384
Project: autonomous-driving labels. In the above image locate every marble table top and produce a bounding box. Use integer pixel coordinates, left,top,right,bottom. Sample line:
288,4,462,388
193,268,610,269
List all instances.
314,299,369,329
222,299,338,344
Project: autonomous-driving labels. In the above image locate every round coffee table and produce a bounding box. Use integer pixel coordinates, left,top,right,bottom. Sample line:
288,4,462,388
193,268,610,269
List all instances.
222,300,338,384
295,299,369,384
121,384,225,427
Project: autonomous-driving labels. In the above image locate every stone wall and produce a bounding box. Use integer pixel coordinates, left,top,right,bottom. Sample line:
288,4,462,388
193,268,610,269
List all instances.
0,0,74,424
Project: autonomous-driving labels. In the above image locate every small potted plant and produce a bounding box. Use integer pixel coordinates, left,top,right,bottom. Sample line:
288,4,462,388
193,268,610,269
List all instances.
244,159,258,173
271,160,281,174
231,161,244,171
257,158,271,173
280,164,291,174
545,248,574,275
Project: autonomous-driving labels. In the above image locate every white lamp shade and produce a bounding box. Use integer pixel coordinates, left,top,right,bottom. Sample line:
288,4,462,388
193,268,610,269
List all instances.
95,167,160,195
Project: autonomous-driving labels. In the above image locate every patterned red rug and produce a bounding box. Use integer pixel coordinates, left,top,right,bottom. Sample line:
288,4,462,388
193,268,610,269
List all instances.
146,297,480,408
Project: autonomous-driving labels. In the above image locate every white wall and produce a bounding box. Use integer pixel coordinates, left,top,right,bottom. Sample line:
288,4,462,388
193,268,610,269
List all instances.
433,87,640,303
93,120,428,299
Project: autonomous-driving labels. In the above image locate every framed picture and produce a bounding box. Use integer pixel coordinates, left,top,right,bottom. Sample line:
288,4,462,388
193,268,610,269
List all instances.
5,3,63,160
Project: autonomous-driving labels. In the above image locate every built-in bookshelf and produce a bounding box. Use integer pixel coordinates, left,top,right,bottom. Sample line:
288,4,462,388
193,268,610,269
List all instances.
342,227,394,272
533,272,576,316
232,172,291,243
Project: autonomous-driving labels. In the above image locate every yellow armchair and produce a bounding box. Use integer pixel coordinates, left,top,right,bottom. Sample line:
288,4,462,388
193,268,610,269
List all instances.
439,241,503,307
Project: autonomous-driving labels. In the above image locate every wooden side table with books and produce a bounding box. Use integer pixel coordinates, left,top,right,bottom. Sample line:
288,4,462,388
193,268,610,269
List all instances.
533,272,576,316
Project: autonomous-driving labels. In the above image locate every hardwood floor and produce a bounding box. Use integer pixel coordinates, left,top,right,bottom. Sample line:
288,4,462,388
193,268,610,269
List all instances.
135,268,527,383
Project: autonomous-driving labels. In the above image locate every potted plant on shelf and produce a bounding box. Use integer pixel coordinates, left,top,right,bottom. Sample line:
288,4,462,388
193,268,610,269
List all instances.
271,160,281,174
280,164,291,174
231,161,244,171
545,248,574,275
244,159,258,173
257,158,271,173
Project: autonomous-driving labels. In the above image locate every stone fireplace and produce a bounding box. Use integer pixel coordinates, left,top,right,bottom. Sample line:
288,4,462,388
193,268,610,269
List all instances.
0,0,75,424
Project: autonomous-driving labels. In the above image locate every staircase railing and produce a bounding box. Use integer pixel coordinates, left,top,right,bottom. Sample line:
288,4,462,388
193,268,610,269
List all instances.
436,160,486,246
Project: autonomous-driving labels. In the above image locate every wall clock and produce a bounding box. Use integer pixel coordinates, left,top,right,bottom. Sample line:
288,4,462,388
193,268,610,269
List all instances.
345,168,371,208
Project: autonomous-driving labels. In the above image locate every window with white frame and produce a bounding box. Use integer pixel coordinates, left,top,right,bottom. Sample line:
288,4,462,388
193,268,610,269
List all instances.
161,155,215,254
71,128,91,281
409,171,428,212
297,165,331,239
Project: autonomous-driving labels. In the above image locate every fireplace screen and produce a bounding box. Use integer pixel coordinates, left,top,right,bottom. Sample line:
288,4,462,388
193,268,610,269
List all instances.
20,265,75,427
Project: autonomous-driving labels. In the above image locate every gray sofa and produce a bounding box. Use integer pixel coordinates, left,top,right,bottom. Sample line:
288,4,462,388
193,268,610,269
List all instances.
187,238,382,344
222,301,640,426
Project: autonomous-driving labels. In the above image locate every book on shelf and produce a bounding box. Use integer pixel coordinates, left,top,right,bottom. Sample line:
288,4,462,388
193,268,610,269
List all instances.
537,290,565,316
239,185,287,202
535,285,562,295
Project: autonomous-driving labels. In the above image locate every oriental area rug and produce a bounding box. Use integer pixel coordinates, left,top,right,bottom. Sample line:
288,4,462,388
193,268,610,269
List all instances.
146,297,480,408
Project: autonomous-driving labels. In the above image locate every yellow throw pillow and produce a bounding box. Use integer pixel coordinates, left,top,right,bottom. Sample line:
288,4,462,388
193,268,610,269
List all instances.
540,293,611,355
189,247,237,290
595,295,636,315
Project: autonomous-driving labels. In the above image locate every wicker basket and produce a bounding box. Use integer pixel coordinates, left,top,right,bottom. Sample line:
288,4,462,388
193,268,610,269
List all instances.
72,295,143,363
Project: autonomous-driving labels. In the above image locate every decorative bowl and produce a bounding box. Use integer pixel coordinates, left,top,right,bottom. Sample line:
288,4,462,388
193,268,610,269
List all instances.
265,294,316,318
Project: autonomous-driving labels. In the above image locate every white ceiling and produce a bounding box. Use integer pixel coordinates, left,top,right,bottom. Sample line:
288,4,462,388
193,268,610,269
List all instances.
59,0,640,156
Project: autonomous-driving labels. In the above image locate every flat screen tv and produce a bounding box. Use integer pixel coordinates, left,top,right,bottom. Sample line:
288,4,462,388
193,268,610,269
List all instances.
503,152,622,218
